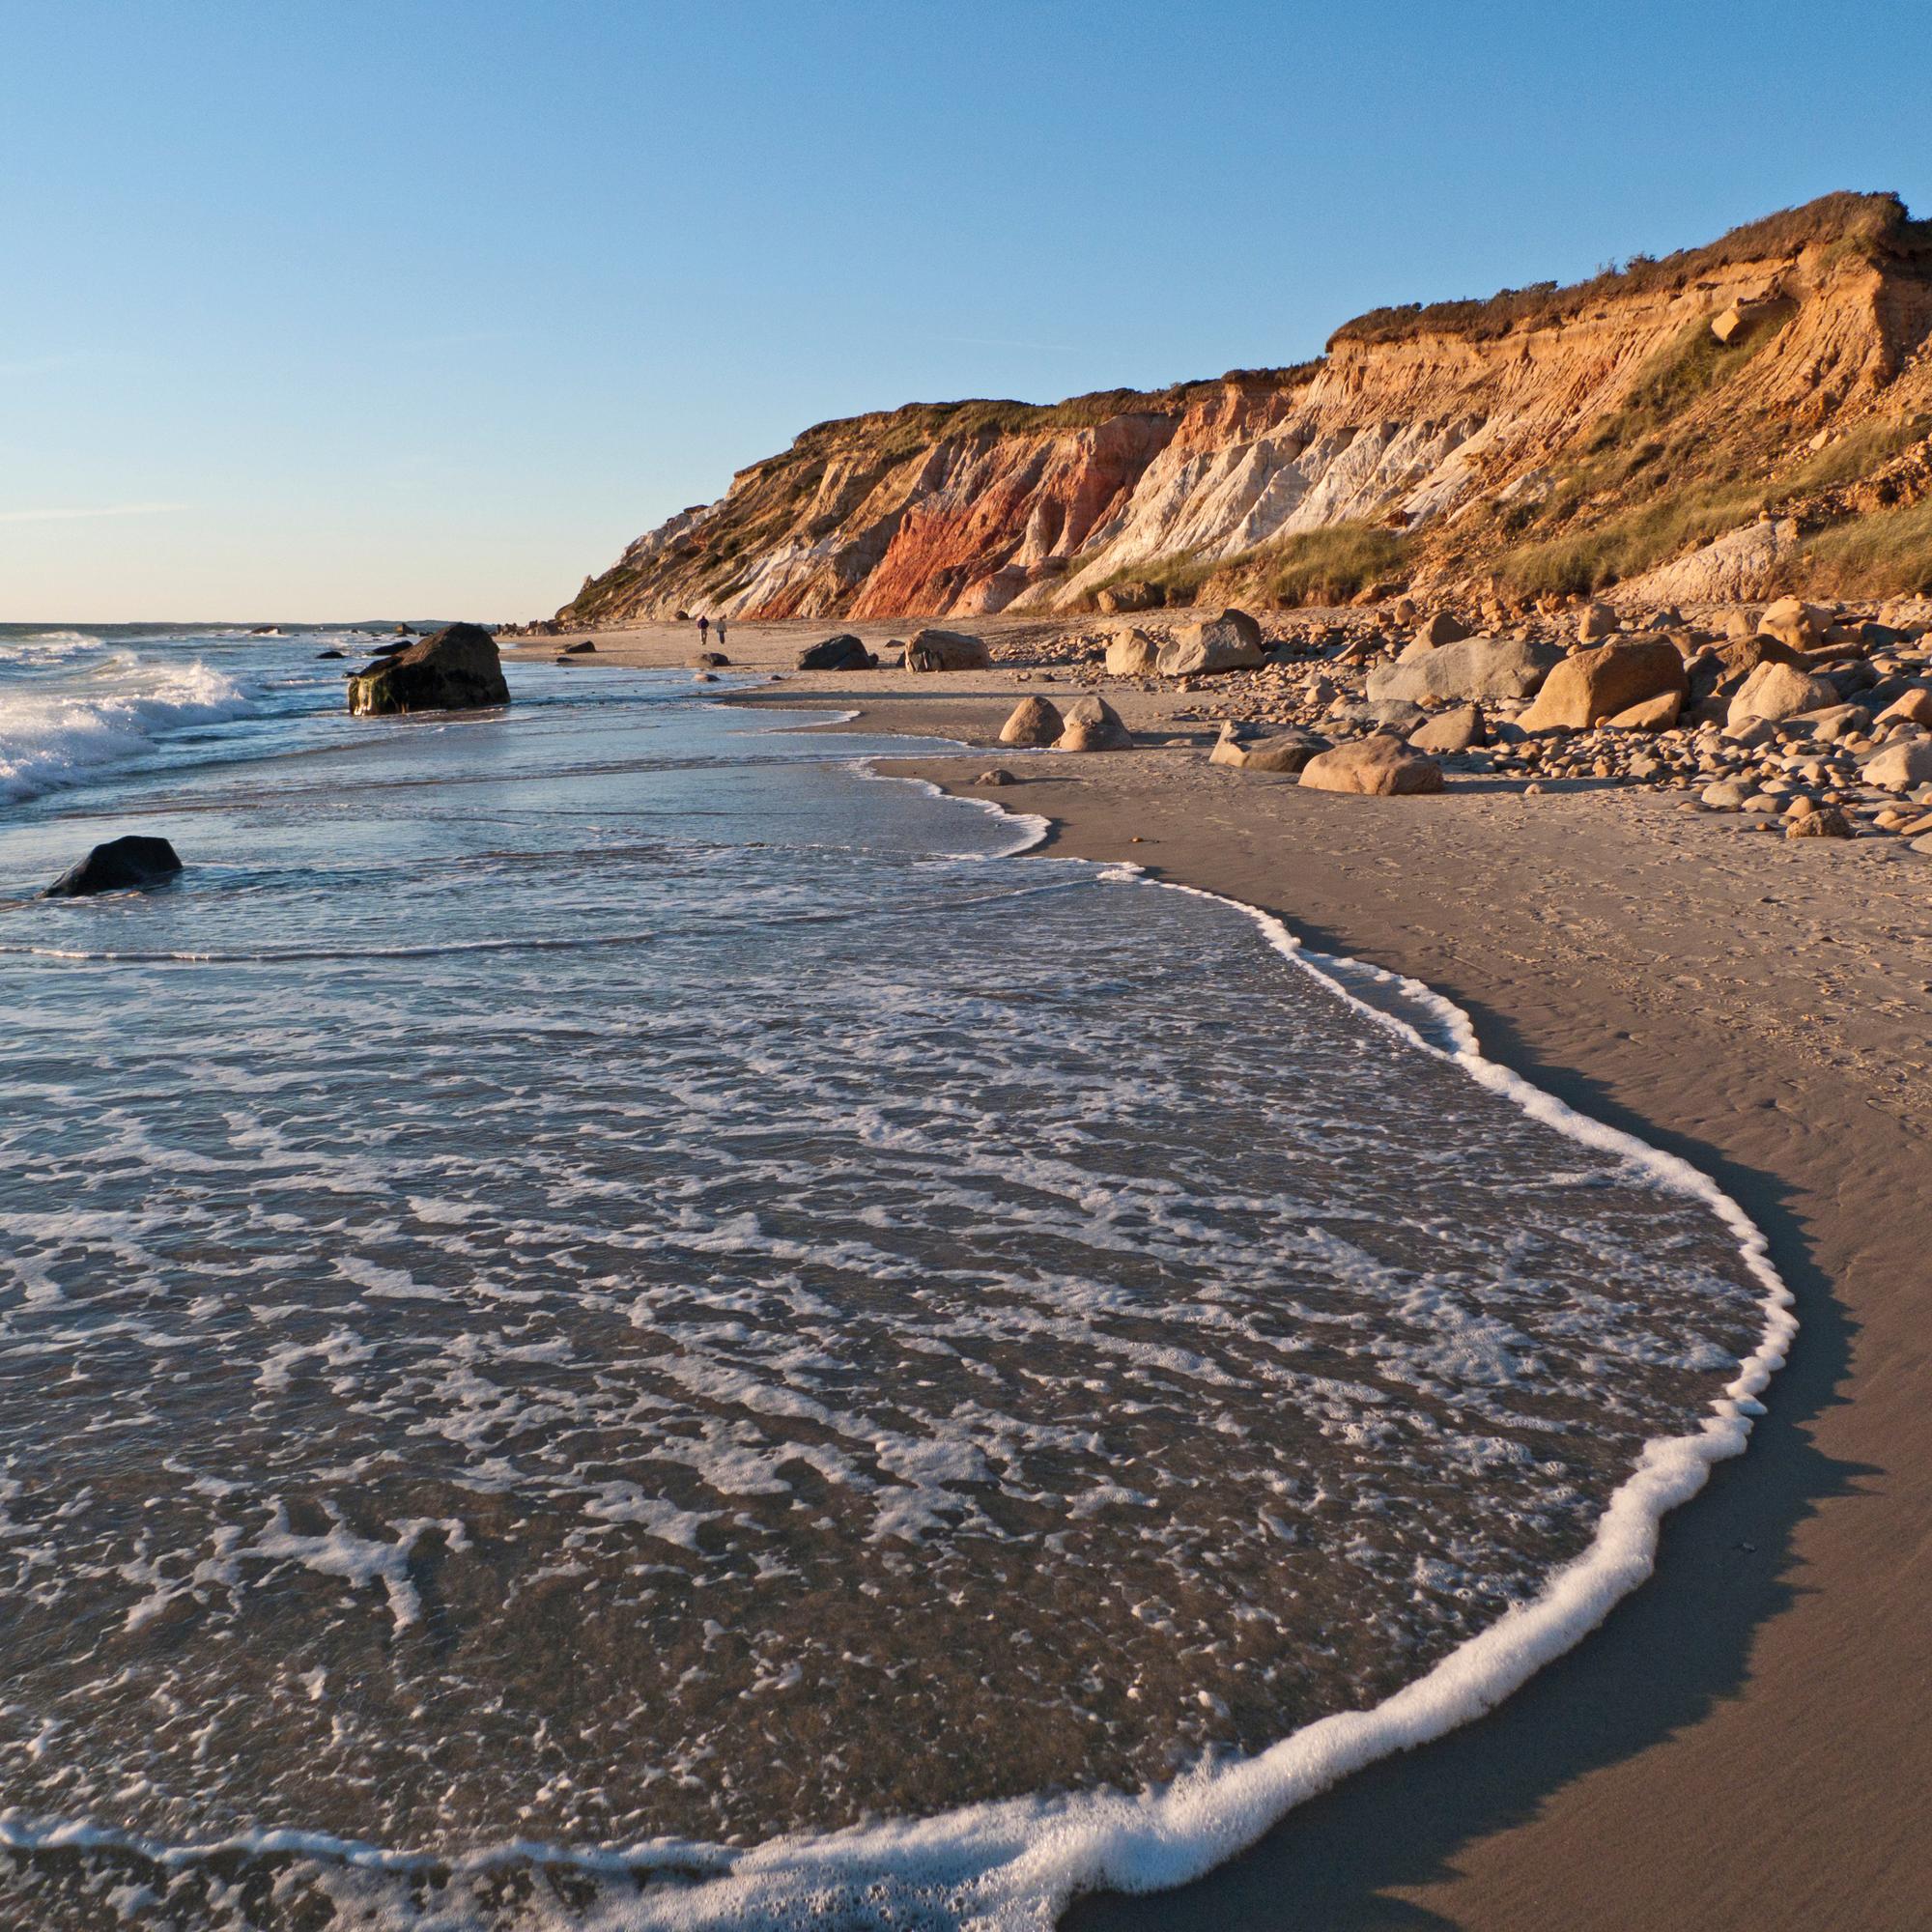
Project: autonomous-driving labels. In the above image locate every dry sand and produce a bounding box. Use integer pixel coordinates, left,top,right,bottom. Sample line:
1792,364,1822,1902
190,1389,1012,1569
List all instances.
511,622,1932,1929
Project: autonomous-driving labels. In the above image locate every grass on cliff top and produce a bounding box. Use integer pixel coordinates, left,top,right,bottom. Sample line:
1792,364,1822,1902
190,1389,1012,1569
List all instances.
1330,190,1926,348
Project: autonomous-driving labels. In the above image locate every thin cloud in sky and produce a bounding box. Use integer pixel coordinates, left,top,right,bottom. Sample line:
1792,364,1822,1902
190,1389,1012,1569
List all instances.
0,502,187,524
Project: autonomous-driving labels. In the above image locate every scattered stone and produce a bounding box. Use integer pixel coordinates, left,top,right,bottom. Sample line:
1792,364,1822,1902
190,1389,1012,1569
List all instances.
1299,733,1445,796
1786,805,1855,839
562,640,597,655
1054,696,1133,752
1605,690,1683,731
999,696,1064,747
1157,611,1265,676
905,627,991,672
1862,740,1932,791
976,769,1015,787
1577,600,1620,643
1520,639,1687,731
347,623,510,717
691,650,729,668
1095,581,1164,614
1726,659,1844,726
1208,722,1329,774
1408,703,1488,753
43,836,184,899
1757,595,1829,653
1103,629,1161,677
1368,637,1563,704
1413,611,1472,648
315,648,345,661
1876,688,1932,727
796,634,875,671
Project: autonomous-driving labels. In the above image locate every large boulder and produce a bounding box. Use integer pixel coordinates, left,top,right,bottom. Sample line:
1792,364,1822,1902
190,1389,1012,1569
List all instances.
999,696,1064,747
1367,636,1563,704
1299,733,1445,796
347,623,510,716
904,627,990,672
796,634,875,670
1104,629,1161,676
1519,638,1688,731
1095,581,1164,614
1054,696,1133,752
1713,632,1807,683
1726,659,1842,726
1157,609,1264,676
1408,703,1488,753
1862,739,1932,791
1208,722,1329,773
43,835,183,898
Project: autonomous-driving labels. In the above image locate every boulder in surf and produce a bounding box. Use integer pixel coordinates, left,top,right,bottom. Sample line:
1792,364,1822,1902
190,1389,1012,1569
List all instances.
347,623,510,717
43,836,184,898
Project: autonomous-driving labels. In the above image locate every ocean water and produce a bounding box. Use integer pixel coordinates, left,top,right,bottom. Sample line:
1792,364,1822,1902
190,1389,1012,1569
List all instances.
0,628,1788,1929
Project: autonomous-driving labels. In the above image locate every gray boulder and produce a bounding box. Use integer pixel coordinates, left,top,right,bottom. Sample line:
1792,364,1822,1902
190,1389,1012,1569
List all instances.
1157,609,1264,676
44,836,183,898
1367,637,1563,704
797,634,875,670
347,623,509,717
1208,722,1329,774
905,627,990,672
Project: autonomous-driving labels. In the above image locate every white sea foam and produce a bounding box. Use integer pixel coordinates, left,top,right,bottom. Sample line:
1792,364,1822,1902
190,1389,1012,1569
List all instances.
0,657,258,802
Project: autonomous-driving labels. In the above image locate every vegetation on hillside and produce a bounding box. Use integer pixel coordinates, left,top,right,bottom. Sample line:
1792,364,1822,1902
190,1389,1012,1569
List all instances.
1330,191,1927,349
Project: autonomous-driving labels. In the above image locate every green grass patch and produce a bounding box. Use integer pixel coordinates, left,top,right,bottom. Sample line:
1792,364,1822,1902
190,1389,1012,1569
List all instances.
1243,523,1410,606
1800,497,1932,597
1493,481,1774,598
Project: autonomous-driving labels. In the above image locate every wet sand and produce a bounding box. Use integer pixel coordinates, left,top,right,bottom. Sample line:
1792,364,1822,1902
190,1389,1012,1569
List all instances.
509,621,1932,1929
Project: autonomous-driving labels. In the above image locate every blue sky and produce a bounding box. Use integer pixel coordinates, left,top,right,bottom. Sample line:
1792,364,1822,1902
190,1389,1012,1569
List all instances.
5,0,1929,621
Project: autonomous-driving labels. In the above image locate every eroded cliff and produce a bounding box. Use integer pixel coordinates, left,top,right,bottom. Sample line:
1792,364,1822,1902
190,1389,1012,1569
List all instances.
558,193,1932,625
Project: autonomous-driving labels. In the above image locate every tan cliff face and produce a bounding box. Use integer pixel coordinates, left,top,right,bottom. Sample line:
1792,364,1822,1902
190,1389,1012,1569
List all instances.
557,194,1932,626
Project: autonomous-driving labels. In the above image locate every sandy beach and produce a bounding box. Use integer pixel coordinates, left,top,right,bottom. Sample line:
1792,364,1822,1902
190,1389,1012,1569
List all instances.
508,619,1932,1929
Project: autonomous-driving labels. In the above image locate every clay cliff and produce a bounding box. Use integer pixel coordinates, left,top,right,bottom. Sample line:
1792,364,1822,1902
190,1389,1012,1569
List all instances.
557,193,1932,625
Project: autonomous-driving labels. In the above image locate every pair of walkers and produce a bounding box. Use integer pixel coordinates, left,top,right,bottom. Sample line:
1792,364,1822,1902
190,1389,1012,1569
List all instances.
696,614,727,649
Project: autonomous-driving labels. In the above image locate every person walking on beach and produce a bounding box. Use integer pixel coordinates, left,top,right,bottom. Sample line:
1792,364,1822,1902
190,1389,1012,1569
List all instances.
714,615,728,653
696,614,710,648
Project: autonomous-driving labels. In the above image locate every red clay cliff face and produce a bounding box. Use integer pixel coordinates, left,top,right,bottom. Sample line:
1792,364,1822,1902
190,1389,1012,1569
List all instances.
556,194,1932,625
847,413,1179,618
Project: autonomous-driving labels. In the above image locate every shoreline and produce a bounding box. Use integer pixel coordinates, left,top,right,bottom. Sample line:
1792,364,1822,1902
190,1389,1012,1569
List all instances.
505,623,1931,1928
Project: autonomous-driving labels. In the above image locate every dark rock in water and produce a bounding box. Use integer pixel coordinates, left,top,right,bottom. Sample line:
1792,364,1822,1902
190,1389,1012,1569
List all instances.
562,639,596,655
315,648,345,660
392,624,415,637
692,650,729,668
348,623,510,717
796,635,875,671
44,836,184,898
